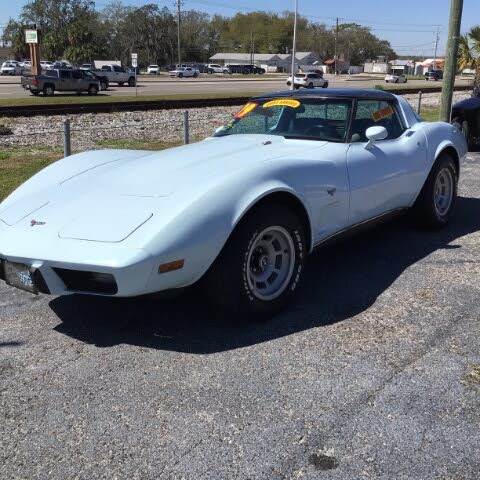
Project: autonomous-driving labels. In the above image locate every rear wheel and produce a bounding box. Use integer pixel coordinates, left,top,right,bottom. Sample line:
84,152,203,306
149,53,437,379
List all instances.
128,76,136,87
412,152,458,227
100,80,108,91
322,81,328,88
43,85,54,96
88,84,99,96
204,204,307,318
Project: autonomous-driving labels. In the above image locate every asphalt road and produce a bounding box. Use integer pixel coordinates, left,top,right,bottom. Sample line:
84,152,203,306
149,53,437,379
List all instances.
0,74,472,98
1,151,480,479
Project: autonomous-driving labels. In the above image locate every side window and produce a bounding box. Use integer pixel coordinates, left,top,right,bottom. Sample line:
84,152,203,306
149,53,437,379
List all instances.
72,70,82,79
59,70,71,79
351,100,405,142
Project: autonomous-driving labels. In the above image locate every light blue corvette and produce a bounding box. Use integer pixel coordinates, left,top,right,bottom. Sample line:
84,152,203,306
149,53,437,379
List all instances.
0,90,468,317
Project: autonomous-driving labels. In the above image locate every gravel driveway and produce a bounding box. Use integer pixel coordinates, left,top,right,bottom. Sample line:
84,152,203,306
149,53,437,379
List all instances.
1,152,479,480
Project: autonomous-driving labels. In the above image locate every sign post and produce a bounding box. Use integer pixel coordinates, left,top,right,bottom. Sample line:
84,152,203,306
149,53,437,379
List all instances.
131,53,138,97
25,29,41,75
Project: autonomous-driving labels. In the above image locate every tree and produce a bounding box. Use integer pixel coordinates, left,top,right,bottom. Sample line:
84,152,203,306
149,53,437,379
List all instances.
457,25,480,91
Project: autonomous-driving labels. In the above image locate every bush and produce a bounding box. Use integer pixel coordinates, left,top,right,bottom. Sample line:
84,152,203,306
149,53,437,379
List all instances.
374,84,385,90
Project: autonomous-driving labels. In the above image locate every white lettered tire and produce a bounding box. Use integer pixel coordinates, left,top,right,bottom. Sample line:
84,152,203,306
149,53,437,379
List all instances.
204,203,307,318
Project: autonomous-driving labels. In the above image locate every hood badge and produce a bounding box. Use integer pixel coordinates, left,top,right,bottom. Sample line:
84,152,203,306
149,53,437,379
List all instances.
30,220,46,227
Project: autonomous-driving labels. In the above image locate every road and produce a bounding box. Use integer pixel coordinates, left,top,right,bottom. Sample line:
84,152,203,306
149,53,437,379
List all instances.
0,74,472,98
1,151,479,479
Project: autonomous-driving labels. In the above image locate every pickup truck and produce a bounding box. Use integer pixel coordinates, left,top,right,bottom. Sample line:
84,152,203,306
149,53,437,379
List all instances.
92,64,136,87
21,69,101,96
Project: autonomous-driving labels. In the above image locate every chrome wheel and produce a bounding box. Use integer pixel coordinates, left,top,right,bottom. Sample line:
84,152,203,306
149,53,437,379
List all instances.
434,168,454,217
246,226,295,301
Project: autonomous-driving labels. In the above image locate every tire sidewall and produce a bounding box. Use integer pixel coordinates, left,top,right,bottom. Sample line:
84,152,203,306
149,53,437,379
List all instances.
227,208,307,316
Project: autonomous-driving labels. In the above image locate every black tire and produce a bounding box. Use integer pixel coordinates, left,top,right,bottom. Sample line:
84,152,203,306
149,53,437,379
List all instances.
308,82,314,89
178,73,183,78
193,72,198,78
128,76,135,87
88,84,98,96
204,204,307,318
43,84,54,96
322,82,328,88
412,152,458,227
100,80,108,91
208,69,213,74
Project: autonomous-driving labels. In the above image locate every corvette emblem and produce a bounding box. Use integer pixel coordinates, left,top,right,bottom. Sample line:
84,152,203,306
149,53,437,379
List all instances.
30,220,46,227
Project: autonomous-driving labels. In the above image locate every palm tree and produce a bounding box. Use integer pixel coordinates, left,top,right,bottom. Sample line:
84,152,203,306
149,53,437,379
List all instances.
458,26,480,91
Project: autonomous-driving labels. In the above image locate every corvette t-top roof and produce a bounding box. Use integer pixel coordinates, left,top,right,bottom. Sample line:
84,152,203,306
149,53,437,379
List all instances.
252,88,397,101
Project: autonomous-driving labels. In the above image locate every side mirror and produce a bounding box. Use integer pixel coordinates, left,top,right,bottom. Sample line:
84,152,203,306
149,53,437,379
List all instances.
365,126,388,149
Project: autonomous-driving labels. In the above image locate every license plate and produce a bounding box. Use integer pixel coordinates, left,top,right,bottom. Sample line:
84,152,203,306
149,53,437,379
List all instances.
2,261,38,294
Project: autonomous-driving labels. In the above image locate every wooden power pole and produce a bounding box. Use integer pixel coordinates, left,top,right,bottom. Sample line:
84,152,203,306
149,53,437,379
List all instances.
440,0,463,122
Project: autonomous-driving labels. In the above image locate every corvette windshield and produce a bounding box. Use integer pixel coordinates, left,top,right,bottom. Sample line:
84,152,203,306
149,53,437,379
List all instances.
214,97,353,142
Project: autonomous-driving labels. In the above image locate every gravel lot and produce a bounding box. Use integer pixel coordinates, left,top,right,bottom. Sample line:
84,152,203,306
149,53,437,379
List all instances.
1,151,479,479
0,91,472,150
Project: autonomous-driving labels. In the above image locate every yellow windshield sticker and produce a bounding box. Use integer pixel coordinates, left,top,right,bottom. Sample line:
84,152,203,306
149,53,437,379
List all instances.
263,99,301,109
235,102,258,119
372,105,394,122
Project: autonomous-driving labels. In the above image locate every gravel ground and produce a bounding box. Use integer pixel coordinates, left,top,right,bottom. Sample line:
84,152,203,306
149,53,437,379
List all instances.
0,152,479,479
0,91,472,150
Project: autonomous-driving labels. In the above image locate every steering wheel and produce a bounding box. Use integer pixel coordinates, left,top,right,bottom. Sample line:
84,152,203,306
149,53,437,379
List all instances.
304,124,341,140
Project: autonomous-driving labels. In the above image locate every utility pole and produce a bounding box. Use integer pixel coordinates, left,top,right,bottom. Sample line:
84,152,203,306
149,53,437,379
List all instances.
433,26,440,70
440,0,463,122
334,17,339,75
290,0,298,90
250,29,253,65
175,0,183,67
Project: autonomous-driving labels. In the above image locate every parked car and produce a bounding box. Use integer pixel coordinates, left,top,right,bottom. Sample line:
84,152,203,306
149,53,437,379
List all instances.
425,70,443,81
451,96,480,150
169,67,199,78
1,61,23,76
21,69,101,96
385,73,407,83
40,61,54,70
147,65,160,75
287,72,328,89
227,64,266,74
0,89,467,317
80,63,93,71
206,63,230,74
93,64,136,86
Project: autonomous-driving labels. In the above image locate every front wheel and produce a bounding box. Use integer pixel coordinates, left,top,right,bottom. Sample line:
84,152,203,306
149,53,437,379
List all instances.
128,77,136,87
43,85,54,96
412,153,458,227
88,84,99,96
322,82,328,88
178,73,183,78
204,204,307,318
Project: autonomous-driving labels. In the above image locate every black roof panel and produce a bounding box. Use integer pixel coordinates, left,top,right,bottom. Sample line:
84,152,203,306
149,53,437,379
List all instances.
252,88,397,101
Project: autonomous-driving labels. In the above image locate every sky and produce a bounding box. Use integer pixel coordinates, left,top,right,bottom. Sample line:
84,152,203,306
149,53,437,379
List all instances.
0,0,478,57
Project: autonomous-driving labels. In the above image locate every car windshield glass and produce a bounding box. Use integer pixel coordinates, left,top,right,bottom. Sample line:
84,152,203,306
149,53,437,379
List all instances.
214,97,353,143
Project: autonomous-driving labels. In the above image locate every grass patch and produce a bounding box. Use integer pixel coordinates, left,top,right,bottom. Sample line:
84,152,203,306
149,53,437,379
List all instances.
420,107,440,122
0,91,259,108
95,138,182,150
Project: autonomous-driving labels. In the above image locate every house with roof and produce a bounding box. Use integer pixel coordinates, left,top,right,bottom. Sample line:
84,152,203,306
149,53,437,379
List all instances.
208,51,321,72
389,59,415,75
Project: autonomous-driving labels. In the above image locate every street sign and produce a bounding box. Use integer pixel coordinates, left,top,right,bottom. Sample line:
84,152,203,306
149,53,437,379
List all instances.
131,53,138,60
132,58,138,67
25,30,38,44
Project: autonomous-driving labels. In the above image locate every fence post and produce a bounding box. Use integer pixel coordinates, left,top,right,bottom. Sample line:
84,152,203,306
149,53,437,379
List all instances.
64,118,71,157
183,110,189,145
417,91,422,115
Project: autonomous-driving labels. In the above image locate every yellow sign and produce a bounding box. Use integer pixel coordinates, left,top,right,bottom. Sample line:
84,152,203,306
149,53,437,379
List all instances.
263,99,301,109
235,102,258,119
372,105,394,122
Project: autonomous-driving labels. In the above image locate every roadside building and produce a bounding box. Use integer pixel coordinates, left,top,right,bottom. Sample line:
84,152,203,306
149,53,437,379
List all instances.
389,59,415,75
0,46,14,62
414,58,445,75
208,51,321,72
324,57,351,74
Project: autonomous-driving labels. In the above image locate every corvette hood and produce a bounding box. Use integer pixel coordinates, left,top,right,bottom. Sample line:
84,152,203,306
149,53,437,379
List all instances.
0,135,326,241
